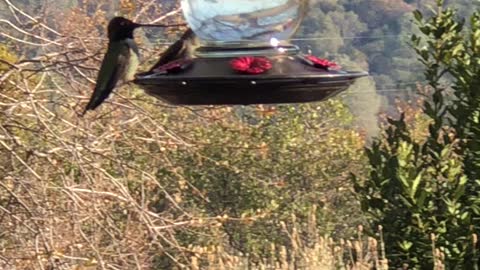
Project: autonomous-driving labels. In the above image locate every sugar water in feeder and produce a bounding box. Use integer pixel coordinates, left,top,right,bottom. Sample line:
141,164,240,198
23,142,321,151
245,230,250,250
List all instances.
181,0,306,46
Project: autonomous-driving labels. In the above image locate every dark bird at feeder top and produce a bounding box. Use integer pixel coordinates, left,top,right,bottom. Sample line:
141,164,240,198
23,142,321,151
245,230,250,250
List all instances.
149,28,197,71
82,16,186,116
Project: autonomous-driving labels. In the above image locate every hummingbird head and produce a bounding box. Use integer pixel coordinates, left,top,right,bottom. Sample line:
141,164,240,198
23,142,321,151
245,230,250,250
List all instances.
107,17,141,41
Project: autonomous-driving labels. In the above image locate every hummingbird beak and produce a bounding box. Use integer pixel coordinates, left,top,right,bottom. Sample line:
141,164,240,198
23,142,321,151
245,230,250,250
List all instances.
135,23,187,28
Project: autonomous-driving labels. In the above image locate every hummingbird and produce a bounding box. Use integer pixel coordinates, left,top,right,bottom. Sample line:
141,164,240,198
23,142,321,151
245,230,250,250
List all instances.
82,16,185,115
149,27,197,71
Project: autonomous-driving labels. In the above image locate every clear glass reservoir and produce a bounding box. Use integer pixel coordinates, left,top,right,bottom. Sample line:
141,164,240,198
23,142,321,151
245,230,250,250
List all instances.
181,0,306,46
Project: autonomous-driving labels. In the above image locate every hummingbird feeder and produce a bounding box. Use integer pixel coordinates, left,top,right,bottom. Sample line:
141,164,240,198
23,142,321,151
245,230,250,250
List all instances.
134,0,368,105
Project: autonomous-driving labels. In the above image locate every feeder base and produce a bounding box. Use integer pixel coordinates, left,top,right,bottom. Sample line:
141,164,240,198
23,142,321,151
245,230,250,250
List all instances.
134,55,368,105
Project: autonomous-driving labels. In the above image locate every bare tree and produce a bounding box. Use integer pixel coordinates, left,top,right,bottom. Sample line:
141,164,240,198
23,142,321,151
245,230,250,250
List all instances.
0,1,204,269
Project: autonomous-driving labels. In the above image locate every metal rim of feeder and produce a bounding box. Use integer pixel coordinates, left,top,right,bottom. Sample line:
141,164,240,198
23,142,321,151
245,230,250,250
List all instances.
194,43,300,58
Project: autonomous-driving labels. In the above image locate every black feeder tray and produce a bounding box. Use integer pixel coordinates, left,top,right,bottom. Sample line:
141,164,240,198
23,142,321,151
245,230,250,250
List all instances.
134,45,368,105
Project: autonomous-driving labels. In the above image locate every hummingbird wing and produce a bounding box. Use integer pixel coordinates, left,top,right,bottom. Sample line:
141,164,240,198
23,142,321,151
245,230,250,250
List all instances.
82,41,129,115
149,28,194,71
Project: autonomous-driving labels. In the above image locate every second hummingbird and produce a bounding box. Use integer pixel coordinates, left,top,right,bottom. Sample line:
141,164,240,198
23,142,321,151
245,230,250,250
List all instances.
82,17,185,115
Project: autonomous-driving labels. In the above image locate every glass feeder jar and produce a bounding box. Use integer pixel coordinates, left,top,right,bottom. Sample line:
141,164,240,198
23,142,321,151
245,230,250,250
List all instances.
181,0,306,53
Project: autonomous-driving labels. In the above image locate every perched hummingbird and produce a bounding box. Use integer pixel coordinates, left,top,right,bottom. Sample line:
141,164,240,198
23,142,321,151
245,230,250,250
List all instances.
149,27,197,71
82,17,185,115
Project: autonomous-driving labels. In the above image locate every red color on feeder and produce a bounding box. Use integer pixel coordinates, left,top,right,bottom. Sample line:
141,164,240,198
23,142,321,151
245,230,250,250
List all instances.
153,59,193,74
230,57,272,74
304,55,340,70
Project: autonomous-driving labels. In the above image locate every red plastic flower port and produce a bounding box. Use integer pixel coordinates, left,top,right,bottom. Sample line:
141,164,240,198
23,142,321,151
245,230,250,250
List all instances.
153,58,193,74
230,57,272,75
302,55,340,70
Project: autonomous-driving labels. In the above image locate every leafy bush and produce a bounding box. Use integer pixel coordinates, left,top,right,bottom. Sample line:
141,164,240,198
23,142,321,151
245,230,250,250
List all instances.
354,1,480,268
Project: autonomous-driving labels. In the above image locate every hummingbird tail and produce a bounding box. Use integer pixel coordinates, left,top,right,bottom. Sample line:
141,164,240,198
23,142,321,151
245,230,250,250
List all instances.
80,106,90,117
80,103,92,117
81,95,103,117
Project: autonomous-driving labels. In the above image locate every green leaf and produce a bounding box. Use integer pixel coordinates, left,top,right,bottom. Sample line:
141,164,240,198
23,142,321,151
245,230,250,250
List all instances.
399,240,413,251
410,171,423,201
413,10,423,22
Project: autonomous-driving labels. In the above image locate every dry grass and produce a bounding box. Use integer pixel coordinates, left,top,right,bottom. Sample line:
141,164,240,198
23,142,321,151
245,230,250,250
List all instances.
186,217,390,270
